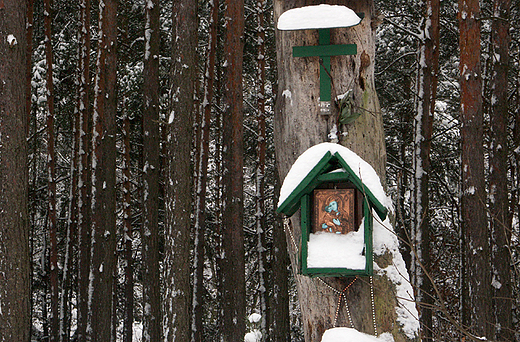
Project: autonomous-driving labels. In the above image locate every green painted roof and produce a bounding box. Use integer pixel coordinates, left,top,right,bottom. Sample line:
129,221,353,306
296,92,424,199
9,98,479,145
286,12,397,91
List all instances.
277,151,388,220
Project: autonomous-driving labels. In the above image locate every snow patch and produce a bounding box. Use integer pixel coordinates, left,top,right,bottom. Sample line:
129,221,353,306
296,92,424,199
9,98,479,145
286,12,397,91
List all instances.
7,34,18,47
321,327,394,342
307,229,365,269
278,5,361,31
248,313,262,323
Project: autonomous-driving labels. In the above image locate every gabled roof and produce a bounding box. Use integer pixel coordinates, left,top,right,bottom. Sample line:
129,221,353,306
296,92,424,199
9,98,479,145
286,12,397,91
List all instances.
277,144,388,220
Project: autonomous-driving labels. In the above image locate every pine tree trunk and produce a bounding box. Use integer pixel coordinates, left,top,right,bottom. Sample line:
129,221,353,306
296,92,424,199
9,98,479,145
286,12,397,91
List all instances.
270,171,291,342
0,1,30,341
88,0,118,339
76,0,92,340
122,105,134,342
192,1,218,340
44,0,59,339
256,1,269,339
489,0,512,339
458,0,491,338
220,0,246,341
274,1,418,341
141,0,161,341
412,0,439,340
163,0,197,340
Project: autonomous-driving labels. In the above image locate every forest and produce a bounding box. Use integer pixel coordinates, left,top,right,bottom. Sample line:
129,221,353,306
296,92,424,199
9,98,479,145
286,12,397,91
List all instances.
0,0,519,341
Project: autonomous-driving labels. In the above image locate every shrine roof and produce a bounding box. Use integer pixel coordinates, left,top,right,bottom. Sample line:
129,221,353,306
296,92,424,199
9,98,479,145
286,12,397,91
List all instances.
277,143,389,220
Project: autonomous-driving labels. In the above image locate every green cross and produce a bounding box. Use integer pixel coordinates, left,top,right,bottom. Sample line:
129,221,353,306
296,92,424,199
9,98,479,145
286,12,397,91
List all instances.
293,29,357,103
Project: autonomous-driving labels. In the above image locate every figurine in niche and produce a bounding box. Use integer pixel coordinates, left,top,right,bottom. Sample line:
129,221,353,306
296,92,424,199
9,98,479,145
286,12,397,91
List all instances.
314,189,354,235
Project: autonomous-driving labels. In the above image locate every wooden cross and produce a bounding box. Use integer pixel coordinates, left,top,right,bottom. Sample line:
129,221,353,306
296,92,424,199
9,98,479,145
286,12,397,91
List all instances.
293,28,357,114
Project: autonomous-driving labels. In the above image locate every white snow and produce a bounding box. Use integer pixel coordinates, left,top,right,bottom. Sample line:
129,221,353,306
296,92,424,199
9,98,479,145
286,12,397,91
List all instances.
277,5,361,31
248,313,262,323
321,327,394,342
244,330,262,342
307,228,365,269
278,143,390,210
7,34,18,47
373,217,420,338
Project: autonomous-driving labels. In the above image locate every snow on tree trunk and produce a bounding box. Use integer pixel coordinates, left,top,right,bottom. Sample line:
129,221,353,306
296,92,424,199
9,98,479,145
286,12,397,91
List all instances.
458,0,491,338
489,0,512,340
274,1,419,341
0,1,31,340
163,0,197,340
44,0,59,339
256,0,270,339
76,1,92,341
141,0,162,341
412,0,439,340
270,172,291,342
88,0,118,339
191,1,218,340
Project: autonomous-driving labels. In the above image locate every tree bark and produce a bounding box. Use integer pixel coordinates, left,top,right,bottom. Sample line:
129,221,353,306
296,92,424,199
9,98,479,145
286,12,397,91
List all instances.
489,0,512,340
76,0,92,341
255,1,269,339
122,103,133,342
458,0,491,338
44,0,59,339
163,0,197,340
141,0,161,341
88,0,118,340
270,171,291,342
0,0,31,340
192,0,218,340
274,1,418,341
220,0,246,341
412,0,439,340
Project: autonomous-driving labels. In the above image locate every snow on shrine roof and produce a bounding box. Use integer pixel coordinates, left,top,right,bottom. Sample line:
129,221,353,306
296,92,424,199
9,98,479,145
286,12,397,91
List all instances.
278,143,390,211
277,5,362,31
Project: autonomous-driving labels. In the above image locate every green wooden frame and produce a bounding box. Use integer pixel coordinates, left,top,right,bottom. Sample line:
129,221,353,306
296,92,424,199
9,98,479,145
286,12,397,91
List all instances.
277,151,387,277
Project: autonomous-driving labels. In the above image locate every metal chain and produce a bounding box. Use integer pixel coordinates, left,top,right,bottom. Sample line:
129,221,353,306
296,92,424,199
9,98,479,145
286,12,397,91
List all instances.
331,277,357,328
370,276,378,336
283,218,298,252
318,276,377,336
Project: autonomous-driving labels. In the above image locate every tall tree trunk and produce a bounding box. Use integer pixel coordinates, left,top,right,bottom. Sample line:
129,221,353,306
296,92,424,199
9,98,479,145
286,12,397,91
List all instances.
412,0,439,340
163,0,197,340
192,0,218,340
88,0,118,340
26,0,34,133
489,0,512,340
270,171,291,342
255,1,269,340
44,0,59,339
76,0,92,340
220,0,245,340
0,0,30,341
274,1,418,341
141,0,161,341
122,103,134,342
458,0,491,338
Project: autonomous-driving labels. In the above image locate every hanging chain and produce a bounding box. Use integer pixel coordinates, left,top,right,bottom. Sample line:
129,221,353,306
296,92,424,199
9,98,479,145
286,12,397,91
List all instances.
283,218,298,252
317,277,341,294
370,276,378,336
319,276,377,336
331,277,357,328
